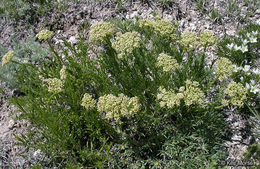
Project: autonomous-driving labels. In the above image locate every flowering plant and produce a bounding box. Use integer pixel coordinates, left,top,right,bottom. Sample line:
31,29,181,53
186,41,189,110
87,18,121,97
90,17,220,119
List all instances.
8,18,259,168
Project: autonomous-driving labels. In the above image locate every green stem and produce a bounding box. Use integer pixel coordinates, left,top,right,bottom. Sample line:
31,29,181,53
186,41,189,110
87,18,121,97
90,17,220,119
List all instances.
47,93,57,110
203,43,208,53
205,75,219,92
214,104,225,110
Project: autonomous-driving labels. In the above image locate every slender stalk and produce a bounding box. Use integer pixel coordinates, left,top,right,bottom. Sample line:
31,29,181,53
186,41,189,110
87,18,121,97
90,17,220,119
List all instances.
205,75,220,92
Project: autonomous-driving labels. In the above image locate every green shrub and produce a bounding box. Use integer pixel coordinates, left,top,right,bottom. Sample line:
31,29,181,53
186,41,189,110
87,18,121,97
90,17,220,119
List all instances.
6,17,259,168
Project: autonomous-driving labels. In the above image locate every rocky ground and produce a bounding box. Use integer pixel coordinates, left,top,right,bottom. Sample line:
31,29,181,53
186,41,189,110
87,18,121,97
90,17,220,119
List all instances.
0,0,259,168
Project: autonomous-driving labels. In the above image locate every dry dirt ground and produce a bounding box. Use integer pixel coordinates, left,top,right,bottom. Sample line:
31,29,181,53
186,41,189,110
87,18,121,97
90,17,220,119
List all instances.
0,0,260,168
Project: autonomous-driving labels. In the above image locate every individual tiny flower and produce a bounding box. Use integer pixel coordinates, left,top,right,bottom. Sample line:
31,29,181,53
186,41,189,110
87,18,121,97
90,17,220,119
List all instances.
233,44,241,51
249,36,257,43
60,65,67,80
243,65,250,72
200,31,217,46
1,51,14,66
256,19,260,25
246,83,250,89
112,31,141,59
121,145,125,150
156,53,180,72
250,79,256,85
36,30,54,41
81,93,96,110
242,39,249,45
240,45,248,53
233,65,242,72
223,81,247,107
215,57,234,80
246,32,258,43
89,21,115,44
39,75,45,81
44,78,63,93
252,68,260,75
179,32,198,49
246,32,251,38
226,43,234,50
252,31,258,36
246,80,260,94
250,86,260,94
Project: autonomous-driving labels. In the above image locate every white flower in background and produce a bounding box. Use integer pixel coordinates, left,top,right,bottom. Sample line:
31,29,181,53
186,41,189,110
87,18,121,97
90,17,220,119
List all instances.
249,36,257,43
243,65,251,72
246,80,260,94
256,20,260,25
226,43,234,50
240,45,248,53
246,31,258,43
250,79,256,85
234,44,241,51
242,39,249,45
252,68,260,75
246,32,251,38
233,65,243,72
246,83,250,89
252,31,258,36
251,86,260,94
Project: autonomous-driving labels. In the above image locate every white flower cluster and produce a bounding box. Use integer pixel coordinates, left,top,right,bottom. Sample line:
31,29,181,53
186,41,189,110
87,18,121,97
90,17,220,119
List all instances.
43,78,64,93
138,18,176,39
157,87,184,108
36,30,54,41
89,21,115,44
97,94,140,121
215,57,234,80
81,93,96,110
112,31,141,59
1,51,14,66
156,53,180,73
233,64,260,75
226,31,258,53
222,81,247,108
157,80,204,108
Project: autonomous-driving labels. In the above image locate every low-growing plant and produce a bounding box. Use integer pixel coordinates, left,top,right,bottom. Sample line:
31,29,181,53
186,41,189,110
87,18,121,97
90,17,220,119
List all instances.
217,23,260,66
0,36,49,89
0,0,61,23
5,16,259,168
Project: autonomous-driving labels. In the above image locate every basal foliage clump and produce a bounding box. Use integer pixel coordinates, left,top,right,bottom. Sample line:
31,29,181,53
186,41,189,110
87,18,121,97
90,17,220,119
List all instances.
5,17,259,168
0,37,49,89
